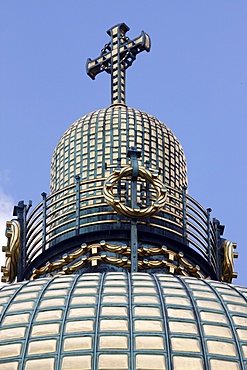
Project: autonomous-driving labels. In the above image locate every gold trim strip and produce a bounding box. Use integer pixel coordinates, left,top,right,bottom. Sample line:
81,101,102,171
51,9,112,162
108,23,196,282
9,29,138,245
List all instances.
31,241,206,280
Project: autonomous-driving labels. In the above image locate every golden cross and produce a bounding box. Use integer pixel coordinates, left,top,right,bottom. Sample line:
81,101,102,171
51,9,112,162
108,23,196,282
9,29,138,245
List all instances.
86,23,150,105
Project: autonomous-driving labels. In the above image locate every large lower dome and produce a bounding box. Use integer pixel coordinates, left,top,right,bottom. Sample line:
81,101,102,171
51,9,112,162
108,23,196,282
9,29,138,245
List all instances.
0,273,246,369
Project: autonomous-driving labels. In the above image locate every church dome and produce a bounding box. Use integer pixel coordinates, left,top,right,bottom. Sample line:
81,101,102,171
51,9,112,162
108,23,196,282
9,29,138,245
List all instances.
0,272,246,370
1,22,243,370
42,105,191,279
50,105,187,193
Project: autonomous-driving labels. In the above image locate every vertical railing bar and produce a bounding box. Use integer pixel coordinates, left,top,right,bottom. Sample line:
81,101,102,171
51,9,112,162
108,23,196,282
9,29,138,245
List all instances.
14,201,26,281
22,204,27,271
213,218,223,279
41,192,47,252
127,147,141,273
146,177,150,206
145,160,151,231
75,175,80,236
210,219,217,272
206,207,212,266
131,174,138,272
116,157,122,228
182,186,187,241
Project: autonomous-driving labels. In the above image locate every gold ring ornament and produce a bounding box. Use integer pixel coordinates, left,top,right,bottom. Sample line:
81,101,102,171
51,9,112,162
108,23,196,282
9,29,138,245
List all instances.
103,165,167,218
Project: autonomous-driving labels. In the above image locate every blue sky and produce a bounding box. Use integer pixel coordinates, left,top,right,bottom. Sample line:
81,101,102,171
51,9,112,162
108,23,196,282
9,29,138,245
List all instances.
0,1,246,285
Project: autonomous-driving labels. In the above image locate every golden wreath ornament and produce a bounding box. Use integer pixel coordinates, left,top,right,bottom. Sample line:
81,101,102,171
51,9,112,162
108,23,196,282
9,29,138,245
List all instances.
103,165,167,218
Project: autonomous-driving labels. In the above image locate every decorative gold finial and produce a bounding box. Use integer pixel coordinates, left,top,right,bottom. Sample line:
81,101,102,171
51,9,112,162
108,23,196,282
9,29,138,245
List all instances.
1,220,20,283
86,23,151,105
221,240,238,283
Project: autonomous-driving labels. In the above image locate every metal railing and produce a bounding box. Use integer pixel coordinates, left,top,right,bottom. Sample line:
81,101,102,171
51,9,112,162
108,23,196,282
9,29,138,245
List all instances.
22,178,219,274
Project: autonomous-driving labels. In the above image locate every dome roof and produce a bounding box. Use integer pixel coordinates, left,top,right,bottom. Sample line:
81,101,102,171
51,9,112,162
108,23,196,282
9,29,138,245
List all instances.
50,105,187,193
1,23,243,370
0,272,247,369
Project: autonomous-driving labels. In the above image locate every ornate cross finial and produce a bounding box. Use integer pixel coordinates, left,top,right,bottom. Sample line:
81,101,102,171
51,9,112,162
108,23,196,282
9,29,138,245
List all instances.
86,23,151,105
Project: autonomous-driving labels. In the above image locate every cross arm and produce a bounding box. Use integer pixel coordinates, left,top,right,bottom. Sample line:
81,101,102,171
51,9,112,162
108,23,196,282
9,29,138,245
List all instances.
86,52,112,80
86,31,151,80
120,31,151,70
124,31,151,55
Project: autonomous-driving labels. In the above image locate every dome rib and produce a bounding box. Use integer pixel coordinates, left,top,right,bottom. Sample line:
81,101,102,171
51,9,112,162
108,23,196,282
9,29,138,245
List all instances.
92,272,105,370
18,278,55,370
56,274,81,370
203,279,245,369
152,274,172,370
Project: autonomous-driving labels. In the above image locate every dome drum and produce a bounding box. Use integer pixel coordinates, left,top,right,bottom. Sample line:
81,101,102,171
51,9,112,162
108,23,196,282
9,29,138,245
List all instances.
7,175,223,282
22,229,217,281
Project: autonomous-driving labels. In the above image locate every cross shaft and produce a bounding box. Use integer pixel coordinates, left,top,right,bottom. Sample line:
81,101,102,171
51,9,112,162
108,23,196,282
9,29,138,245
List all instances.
86,23,150,105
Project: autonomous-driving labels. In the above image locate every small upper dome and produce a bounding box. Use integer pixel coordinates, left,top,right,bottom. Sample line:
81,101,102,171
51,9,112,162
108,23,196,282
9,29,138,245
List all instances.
50,105,187,193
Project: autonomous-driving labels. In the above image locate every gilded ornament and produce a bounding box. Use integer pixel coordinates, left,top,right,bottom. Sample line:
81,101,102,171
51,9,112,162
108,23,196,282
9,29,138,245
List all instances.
103,165,167,218
31,241,205,280
1,220,21,283
221,240,238,283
